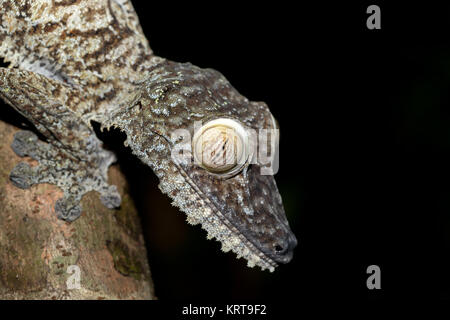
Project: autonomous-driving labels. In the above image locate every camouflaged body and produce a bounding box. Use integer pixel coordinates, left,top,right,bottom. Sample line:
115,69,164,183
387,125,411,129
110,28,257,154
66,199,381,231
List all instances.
0,0,297,271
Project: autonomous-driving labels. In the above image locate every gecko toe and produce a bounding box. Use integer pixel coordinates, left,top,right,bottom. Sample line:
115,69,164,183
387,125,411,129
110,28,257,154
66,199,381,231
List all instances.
11,130,39,158
10,162,35,189
100,185,122,209
55,197,82,222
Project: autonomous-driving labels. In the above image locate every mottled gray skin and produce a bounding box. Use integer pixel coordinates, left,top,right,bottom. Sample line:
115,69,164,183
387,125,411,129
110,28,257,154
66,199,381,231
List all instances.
0,0,296,271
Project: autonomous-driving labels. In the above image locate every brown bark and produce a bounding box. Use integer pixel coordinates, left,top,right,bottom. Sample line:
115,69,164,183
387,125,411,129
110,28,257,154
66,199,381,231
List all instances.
0,120,155,299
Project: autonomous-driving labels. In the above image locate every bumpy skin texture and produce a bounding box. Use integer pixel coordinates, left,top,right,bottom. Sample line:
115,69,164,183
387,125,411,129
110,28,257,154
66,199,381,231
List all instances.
0,0,297,271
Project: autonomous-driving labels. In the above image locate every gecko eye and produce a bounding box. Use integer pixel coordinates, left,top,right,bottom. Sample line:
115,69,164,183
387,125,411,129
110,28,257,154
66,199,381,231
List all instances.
192,118,251,178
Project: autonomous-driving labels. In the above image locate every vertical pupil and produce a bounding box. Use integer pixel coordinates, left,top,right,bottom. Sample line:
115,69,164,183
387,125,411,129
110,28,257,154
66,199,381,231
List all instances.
193,119,249,176
200,126,238,172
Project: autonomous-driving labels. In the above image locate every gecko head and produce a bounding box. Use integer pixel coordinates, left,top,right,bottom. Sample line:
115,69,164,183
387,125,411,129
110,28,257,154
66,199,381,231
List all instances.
118,61,297,270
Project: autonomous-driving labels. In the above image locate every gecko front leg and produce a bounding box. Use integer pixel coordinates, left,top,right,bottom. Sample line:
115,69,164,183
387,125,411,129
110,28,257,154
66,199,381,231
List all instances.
9,130,120,221
0,68,121,221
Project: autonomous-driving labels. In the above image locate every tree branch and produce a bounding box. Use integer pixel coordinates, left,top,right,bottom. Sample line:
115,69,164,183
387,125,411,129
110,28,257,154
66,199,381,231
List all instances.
0,120,155,300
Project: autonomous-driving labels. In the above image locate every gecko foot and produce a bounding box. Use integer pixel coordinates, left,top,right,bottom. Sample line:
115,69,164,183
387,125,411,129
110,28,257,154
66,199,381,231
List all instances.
9,130,121,221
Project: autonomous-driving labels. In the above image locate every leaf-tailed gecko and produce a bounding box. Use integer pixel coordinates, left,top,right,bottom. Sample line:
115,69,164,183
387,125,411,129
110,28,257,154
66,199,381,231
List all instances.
0,0,297,272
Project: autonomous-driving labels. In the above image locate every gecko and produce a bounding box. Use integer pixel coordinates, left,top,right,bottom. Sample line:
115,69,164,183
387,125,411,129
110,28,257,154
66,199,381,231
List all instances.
0,0,297,272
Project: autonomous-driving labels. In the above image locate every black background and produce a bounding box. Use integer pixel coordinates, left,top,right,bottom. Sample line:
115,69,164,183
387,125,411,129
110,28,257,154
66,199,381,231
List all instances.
1,0,449,306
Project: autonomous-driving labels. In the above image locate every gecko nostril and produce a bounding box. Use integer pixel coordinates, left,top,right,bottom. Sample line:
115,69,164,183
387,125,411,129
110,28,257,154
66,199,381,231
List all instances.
274,243,287,255
272,234,298,261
